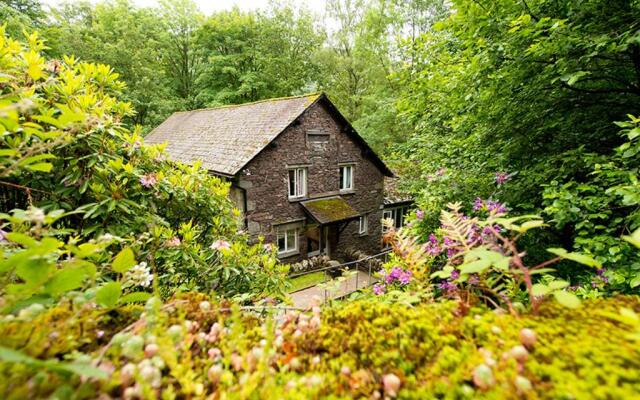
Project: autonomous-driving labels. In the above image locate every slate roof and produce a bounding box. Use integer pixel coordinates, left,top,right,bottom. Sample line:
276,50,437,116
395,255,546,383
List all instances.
383,177,414,206
301,197,360,225
145,93,393,177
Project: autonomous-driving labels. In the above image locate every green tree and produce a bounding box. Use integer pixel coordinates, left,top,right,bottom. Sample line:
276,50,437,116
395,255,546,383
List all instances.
44,0,178,128
159,0,203,108
195,5,323,106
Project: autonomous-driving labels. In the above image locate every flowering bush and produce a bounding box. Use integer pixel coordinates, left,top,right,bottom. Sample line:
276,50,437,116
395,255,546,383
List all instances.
0,28,287,313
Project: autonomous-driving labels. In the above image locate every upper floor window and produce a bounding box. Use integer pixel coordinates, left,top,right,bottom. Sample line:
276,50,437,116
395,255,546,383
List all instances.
288,167,307,199
340,165,353,191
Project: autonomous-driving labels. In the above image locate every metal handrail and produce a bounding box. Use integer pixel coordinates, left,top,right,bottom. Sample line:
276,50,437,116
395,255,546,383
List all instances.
288,249,391,278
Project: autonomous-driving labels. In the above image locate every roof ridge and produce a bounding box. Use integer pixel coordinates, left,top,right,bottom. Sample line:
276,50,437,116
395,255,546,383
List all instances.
171,92,323,114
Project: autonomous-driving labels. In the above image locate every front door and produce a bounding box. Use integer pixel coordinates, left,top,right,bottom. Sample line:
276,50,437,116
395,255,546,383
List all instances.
305,224,336,258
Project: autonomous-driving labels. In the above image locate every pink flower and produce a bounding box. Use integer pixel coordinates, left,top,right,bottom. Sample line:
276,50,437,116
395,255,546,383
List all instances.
140,173,158,188
495,171,510,185
436,167,446,176
424,234,442,256
210,239,231,251
165,236,181,247
415,210,425,220
372,284,386,295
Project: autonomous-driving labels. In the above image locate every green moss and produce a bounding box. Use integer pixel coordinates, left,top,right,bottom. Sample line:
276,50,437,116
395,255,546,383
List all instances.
303,197,359,224
1,296,639,399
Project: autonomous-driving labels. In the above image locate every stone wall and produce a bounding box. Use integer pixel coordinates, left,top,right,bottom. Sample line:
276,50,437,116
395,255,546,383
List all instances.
234,101,385,261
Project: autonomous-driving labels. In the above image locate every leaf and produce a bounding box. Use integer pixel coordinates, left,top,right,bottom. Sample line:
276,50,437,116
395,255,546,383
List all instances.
548,280,569,290
44,267,91,296
0,346,36,364
518,220,545,232
15,258,52,286
95,282,121,308
622,229,640,249
26,162,53,172
54,362,109,379
119,292,152,304
459,258,491,274
531,283,549,296
630,275,640,289
547,248,602,268
430,266,454,279
553,290,581,309
112,247,135,273
5,232,37,248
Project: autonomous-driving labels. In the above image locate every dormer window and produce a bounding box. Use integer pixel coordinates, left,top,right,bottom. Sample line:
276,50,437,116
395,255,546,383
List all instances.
288,167,307,199
339,164,353,192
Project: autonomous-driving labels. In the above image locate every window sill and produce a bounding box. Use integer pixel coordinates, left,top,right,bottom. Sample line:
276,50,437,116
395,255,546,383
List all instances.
288,196,308,202
277,250,299,259
359,232,369,237
339,190,355,195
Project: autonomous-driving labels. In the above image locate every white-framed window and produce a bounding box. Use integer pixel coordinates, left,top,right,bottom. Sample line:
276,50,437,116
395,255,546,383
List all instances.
382,210,394,233
340,165,353,191
277,227,298,255
288,167,307,199
359,215,368,235
382,206,410,232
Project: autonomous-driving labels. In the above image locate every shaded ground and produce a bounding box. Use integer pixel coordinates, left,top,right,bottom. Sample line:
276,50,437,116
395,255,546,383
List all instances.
289,270,376,309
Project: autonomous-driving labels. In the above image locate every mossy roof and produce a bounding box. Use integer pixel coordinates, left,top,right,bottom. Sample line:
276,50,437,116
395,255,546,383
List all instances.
301,197,360,225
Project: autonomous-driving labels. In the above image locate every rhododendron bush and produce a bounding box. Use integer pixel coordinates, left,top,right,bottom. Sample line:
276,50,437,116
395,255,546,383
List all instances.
0,29,287,307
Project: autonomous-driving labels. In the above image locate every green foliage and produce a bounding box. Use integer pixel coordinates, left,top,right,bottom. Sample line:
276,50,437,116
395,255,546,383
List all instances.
0,27,287,307
194,5,323,106
543,115,640,290
0,294,638,398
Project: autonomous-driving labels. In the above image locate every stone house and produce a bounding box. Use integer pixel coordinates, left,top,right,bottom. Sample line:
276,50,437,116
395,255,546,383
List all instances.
146,93,409,261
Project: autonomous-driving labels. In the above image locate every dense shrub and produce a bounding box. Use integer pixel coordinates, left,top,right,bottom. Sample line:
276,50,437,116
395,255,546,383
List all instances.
0,28,287,308
1,294,639,399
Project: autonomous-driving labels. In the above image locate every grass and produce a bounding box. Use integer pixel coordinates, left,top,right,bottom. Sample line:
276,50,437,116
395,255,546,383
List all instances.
288,271,326,293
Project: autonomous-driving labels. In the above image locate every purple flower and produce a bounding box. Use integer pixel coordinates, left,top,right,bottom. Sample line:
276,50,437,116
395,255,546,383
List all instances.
424,241,442,256
468,275,479,285
398,270,412,285
140,173,158,188
438,280,457,294
384,272,394,285
473,197,484,212
0,229,7,242
495,171,510,185
390,266,403,279
486,200,508,215
596,268,606,276
415,210,425,221
373,283,386,295
450,270,460,281
446,247,460,259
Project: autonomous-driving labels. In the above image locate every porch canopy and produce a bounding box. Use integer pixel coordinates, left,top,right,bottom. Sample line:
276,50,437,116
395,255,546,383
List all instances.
301,197,360,225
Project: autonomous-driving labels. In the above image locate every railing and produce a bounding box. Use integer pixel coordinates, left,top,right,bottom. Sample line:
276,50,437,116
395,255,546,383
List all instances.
289,250,392,303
